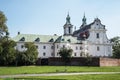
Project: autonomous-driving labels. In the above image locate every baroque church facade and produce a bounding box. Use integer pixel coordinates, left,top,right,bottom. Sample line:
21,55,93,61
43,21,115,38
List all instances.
13,14,113,58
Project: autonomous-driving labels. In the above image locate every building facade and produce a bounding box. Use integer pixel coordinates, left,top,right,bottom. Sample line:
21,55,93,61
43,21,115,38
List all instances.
12,14,113,59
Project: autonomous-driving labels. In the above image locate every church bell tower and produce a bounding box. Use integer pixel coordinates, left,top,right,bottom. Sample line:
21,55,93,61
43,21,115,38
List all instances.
63,13,73,36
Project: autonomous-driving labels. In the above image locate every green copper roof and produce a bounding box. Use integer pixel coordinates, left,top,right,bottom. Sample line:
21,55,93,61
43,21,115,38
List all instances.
55,35,78,43
12,34,78,43
12,34,59,43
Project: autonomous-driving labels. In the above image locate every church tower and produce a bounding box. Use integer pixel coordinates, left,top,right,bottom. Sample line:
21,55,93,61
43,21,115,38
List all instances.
80,13,87,29
63,13,73,36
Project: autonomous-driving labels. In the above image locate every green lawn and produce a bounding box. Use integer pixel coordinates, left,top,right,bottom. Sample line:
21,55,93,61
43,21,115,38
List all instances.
0,66,120,75
3,74,120,80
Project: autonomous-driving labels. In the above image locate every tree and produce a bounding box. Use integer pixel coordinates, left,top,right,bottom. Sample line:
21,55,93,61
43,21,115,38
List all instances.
0,11,16,66
58,47,73,65
0,39,16,65
86,53,92,66
0,11,8,37
16,42,38,65
110,36,120,58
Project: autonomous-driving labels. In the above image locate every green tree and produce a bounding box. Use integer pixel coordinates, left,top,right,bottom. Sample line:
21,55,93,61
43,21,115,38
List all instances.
0,39,16,65
58,48,73,65
110,36,120,59
16,42,38,65
0,11,8,37
24,42,38,65
86,53,92,66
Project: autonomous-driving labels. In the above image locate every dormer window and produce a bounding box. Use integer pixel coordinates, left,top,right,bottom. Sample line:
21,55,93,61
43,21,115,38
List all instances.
67,39,71,43
35,38,40,42
49,38,54,42
20,37,25,41
62,38,64,41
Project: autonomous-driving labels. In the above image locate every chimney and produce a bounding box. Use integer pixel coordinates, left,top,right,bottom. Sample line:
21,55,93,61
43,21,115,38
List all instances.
18,32,20,35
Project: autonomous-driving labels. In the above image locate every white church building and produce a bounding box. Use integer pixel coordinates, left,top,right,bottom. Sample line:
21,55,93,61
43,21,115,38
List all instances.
12,14,113,59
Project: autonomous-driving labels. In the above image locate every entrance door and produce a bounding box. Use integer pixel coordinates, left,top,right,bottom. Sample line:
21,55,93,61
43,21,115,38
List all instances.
41,58,48,65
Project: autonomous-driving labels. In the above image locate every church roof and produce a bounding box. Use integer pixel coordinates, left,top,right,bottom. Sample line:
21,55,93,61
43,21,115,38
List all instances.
12,34,59,43
73,22,93,35
55,35,78,43
12,34,79,43
73,18,105,40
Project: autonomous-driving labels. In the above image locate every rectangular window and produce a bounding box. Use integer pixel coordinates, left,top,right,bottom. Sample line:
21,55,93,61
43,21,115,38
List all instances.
76,46,78,50
57,45,59,49
51,46,54,49
80,46,83,50
21,45,24,48
63,45,65,48
74,53,76,56
97,46,100,51
36,45,38,49
43,46,46,49
51,53,54,56
57,52,59,56
96,33,99,38
80,53,82,56
43,52,46,56
68,27,71,34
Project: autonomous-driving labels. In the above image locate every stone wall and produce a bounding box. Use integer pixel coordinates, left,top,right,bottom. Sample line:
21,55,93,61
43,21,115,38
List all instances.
36,57,120,66
100,58,120,66
48,57,100,66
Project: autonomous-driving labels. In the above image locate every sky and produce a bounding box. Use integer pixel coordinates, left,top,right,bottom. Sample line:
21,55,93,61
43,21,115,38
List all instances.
0,0,120,38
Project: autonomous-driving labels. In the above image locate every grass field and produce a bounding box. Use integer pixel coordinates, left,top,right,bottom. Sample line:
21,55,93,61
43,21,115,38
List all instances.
2,74,120,80
0,66,120,75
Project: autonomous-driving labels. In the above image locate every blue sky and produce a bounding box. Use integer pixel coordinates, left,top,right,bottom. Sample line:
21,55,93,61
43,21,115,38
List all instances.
0,0,120,38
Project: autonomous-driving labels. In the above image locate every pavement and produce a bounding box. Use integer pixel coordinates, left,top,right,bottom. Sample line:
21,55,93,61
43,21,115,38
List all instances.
0,72,120,78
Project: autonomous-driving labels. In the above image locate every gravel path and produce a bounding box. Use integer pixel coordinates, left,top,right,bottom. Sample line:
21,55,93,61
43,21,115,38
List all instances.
0,72,120,78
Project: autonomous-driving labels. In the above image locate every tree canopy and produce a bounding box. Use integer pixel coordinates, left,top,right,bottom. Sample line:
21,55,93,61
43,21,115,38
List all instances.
58,47,73,65
0,11,8,37
0,38,16,65
110,36,120,59
16,42,38,65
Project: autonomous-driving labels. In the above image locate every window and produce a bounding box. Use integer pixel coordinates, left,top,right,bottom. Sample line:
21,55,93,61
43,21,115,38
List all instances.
62,38,64,41
97,46,100,51
80,46,83,50
51,53,54,56
43,52,46,56
57,52,59,56
51,46,54,49
96,33,99,38
67,39,71,43
57,45,59,49
76,46,78,50
108,47,111,52
43,46,46,49
68,27,71,34
49,38,54,42
21,45,24,48
20,37,25,41
36,45,38,49
80,53,82,56
74,53,76,56
63,45,65,48
35,38,40,42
